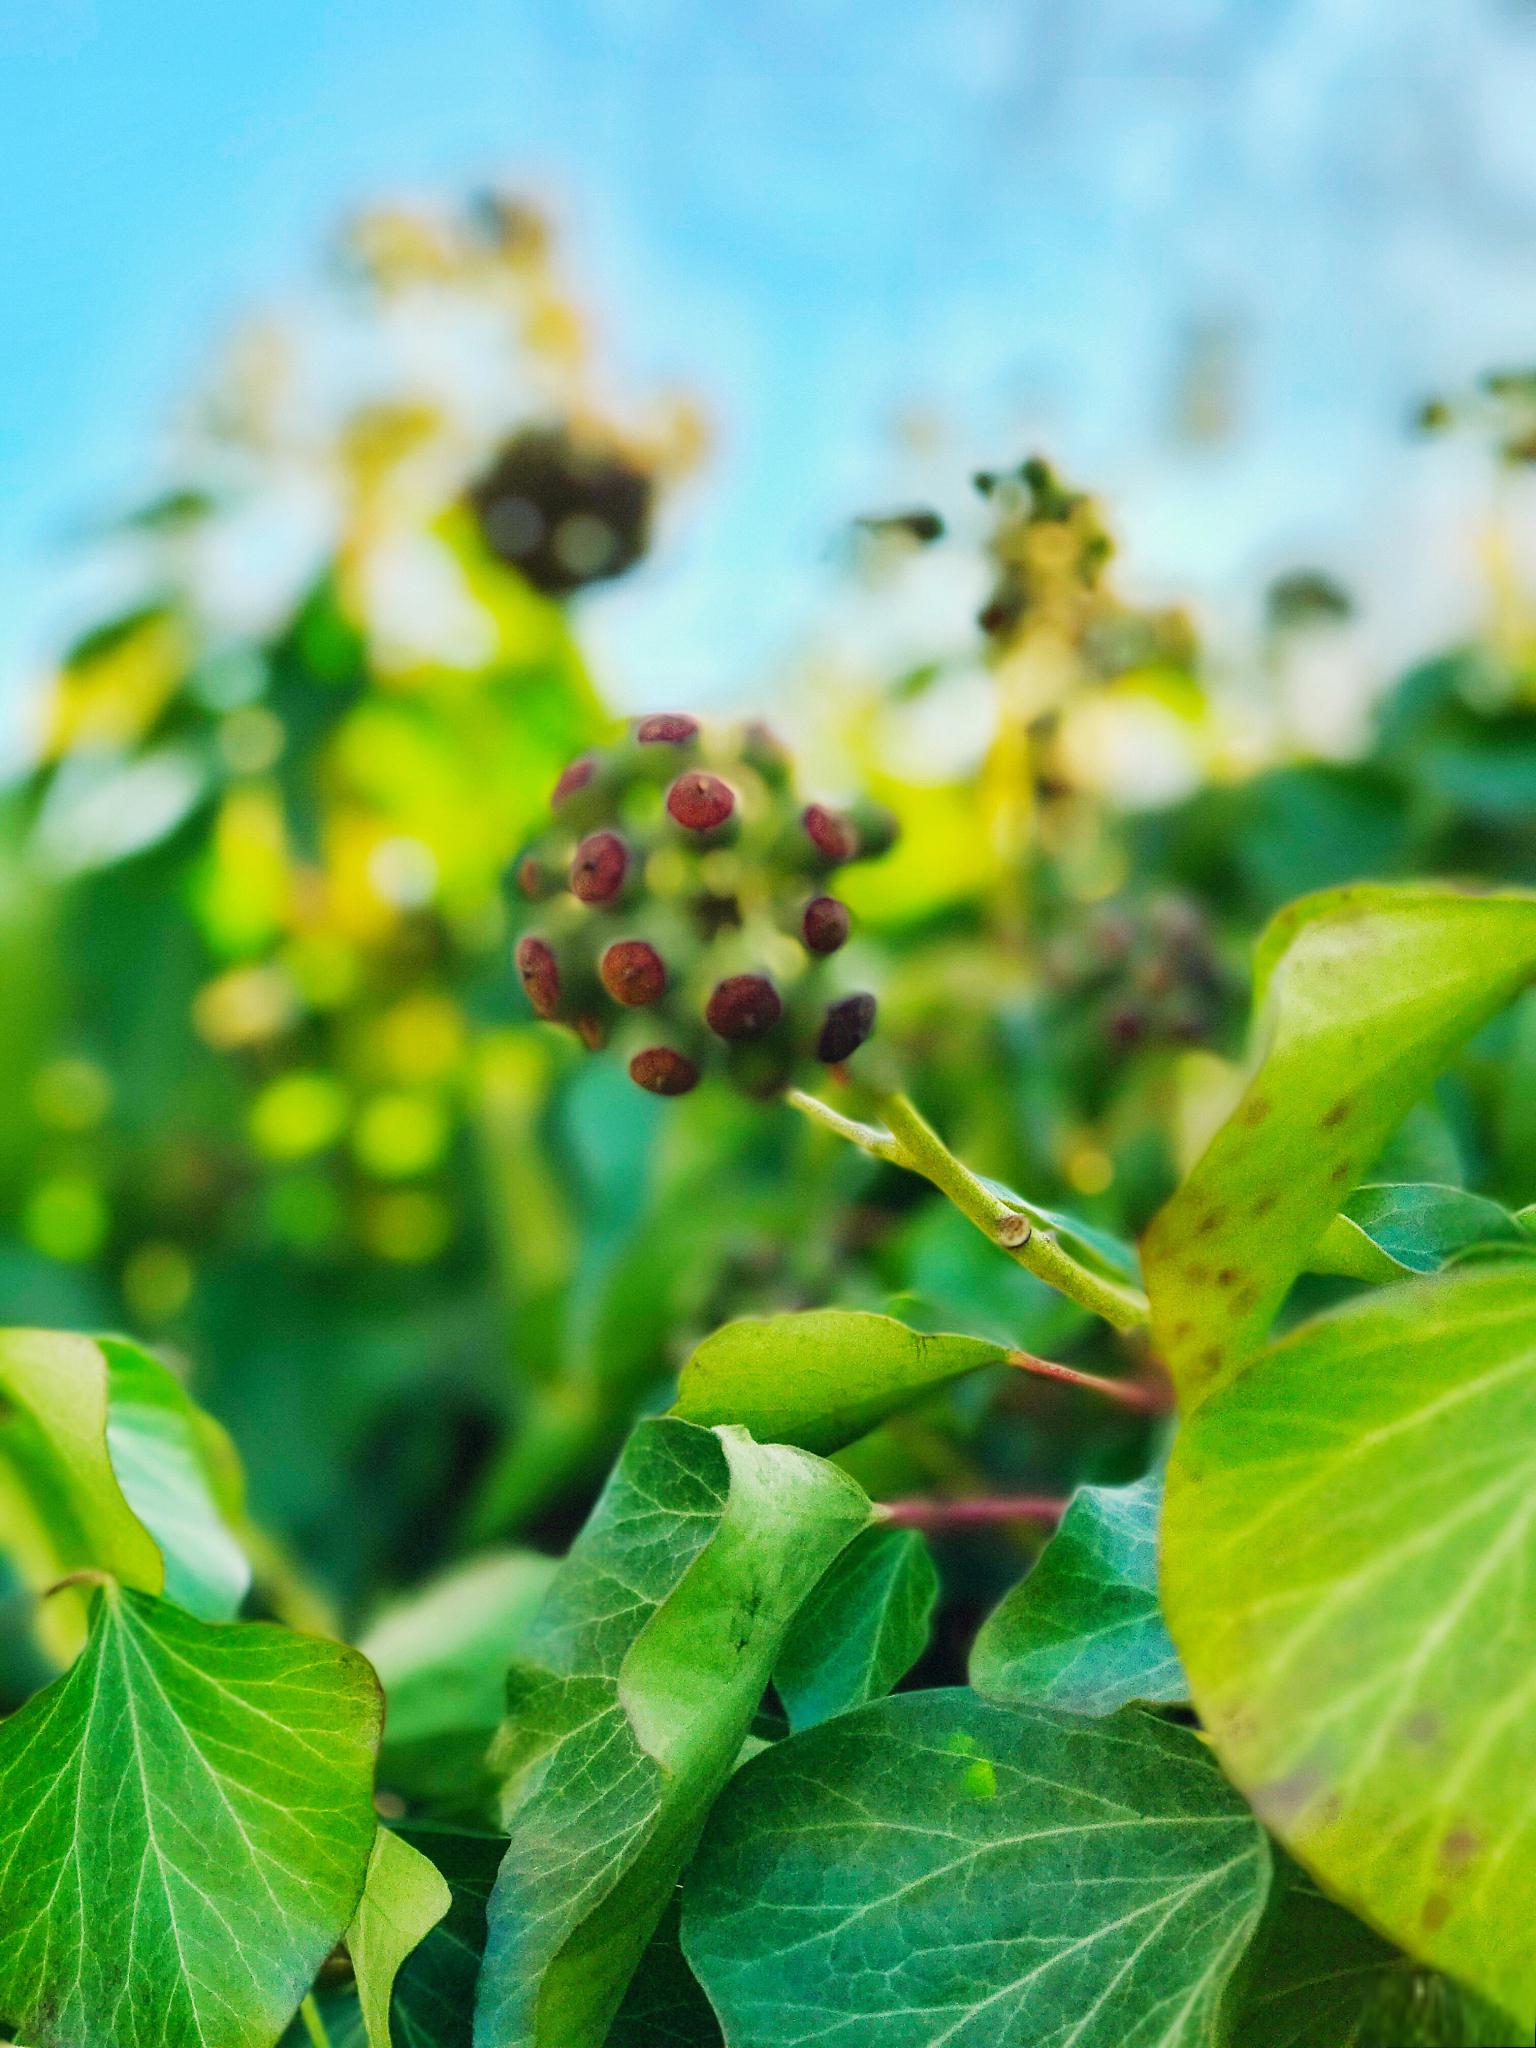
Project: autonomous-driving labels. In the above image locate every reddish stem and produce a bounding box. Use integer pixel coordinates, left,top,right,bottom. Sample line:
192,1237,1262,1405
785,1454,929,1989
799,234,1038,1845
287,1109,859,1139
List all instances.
881,1493,1070,1532
1006,1349,1171,1415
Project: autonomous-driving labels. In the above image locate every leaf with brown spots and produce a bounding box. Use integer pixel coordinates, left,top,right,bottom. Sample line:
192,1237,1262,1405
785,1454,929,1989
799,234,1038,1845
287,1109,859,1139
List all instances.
1163,1265,1536,2025
1144,885,1536,1406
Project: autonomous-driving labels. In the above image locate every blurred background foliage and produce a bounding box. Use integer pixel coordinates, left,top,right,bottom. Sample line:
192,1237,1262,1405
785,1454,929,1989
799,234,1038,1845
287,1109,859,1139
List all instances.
2,189,1535,1654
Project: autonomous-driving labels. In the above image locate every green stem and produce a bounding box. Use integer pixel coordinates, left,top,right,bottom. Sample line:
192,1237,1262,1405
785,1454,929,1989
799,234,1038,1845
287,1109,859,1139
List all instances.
788,1086,1150,1332
299,1995,332,2048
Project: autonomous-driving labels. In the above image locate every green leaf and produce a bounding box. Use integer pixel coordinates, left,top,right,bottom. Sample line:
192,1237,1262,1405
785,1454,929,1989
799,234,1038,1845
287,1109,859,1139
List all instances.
1234,1863,1517,2047
610,1899,725,2047
1161,1265,1536,2026
100,1336,251,1620
683,1690,1272,2048
361,1549,557,1813
346,1827,452,2048
474,1417,871,2048
0,1329,163,1602
1311,1184,1527,1281
969,1473,1186,1716
671,1310,1007,1455
0,1583,382,2048
773,1523,937,1731
1144,885,1536,1405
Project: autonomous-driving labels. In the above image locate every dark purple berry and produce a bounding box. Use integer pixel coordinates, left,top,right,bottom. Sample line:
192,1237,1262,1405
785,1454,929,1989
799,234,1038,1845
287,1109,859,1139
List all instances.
803,803,859,865
667,772,735,833
635,712,699,745
516,936,562,1020
802,896,851,955
552,755,597,808
600,939,667,1006
706,974,783,1042
571,831,629,904
630,1046,700,1096
816,991,876,1064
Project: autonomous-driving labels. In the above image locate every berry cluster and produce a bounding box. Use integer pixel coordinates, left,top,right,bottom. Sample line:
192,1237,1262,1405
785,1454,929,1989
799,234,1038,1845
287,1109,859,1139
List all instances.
512,717,896,1096
1042,894,1229,1059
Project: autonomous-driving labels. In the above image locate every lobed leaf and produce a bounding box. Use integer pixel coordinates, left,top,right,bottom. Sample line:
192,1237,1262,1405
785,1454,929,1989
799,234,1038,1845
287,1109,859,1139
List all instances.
671,1309,1007,1455
1162,1264,1536,2025
472,1417,871,2048
969,1473,1186,1716
773,1523,937,1731
0,1584,381,2048
683,1689,1271,2048
1143,885,1536,1406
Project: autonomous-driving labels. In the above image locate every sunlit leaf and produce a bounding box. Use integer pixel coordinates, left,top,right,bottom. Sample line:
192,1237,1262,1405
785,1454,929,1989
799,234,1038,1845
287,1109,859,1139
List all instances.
347,1827,452,2048
1162,1265,1536,2025
683,1691,1271,2048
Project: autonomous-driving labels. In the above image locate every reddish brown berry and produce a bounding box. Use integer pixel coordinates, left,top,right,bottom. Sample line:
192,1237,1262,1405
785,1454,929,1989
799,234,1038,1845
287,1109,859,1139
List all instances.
570,831,629,903
515,936,562,1019
635,712,699,745
551,755,597,808
803,803,859,865
600,939,667,1006
629,1046,700,1096
516,853,547,900
576,1014,608,1050
706,974,783,1042
802,896,851,955
667,771,736,833
816,991,876,1063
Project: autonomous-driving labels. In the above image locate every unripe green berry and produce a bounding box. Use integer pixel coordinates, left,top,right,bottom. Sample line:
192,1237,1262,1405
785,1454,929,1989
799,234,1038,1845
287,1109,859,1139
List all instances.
706,973,783,1042
629,1046,700,1096
570,830,629,904
600,939,667,1006
802,895,850,955
816,991,877,1064
667,771,736,833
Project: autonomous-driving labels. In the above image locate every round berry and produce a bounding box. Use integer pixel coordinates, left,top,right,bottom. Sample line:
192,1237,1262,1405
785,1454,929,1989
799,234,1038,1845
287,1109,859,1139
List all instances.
706,974,783,1042
551,755,597,809
570,831,629,904
667,771,736,833
516,853,548,900
816,991,876,1064
629,1046,700,1096
803,803,859,865
515,936,562,1020
635,712,699,745
802,896,851,955
600,939,667,1007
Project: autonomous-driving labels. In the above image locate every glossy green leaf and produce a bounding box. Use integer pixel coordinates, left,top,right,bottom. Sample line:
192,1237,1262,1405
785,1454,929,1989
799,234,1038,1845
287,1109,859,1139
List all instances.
1235,1864,1516,2047
671,1310,1007,1455
0,1584,382,2048
773,1523,937,1730
1144,885,1536,1405
100,1335,251,1620
683,1690,1271,2048
1311,1184,1527,1282
1162,1265,1536,2025
348,1827,453,2048
473,1417,871,2048
970,1473,1186,1716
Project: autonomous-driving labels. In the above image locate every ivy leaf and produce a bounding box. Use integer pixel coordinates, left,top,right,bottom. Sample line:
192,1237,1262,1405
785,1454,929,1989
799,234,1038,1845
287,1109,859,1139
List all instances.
0,1583,382,2048
473,1417,871,2048
1234,1863,1517,2047
683,1690,1272,2048
671,1310,1007,1454
1161,1265,1536,2026
969,1473,1186,1716
360,1549,557,1814
773,1523,937,1731
1143,885,1536,1406
347,1827,453,2048
1310,1184,1528,1282
100,1335,251,1620
610,1899,725,2047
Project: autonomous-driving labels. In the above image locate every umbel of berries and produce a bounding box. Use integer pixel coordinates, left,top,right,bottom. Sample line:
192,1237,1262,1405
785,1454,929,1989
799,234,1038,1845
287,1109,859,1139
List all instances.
512,715,898,1096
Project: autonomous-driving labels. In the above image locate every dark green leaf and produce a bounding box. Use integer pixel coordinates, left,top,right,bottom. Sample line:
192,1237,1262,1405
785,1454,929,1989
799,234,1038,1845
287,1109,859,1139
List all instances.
684,1690,1271,2048
773,1523,937,1731
1311,1184,1526,1280
970,1474,1186,1716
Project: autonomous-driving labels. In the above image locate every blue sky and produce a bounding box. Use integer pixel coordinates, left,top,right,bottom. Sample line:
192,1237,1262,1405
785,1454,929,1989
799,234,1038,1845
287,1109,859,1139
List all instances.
6,0,1536,719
